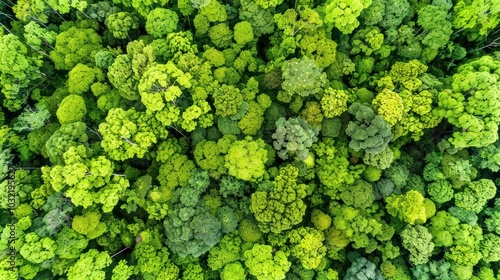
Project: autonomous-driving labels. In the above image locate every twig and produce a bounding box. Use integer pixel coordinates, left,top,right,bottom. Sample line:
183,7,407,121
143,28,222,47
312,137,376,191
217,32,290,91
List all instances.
169,124,191,146
0,11,15,21
120,135,137,146
87,126,102,140
111,247,130,258
0,22,11,34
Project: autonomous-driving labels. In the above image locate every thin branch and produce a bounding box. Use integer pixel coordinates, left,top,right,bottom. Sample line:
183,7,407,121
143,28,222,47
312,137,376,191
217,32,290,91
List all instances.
489,27,500,37
43,0,67,22
111,247,130,258
169,124,192,146
470,37,500,53
71,7,91,20
87,126,102,140
120,135,137,146
26,43,51,59
25,76,49,94
414,26,423,37
0,22,11,34
13,166,40,170
42,39,56,50
452,27,467,35
30,16,49,28
0,11,15,21
0,1,11,8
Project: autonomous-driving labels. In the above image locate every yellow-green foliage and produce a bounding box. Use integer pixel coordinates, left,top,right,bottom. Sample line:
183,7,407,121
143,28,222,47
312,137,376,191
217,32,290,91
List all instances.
372,88,404,126
56,94,87,124
386,190,435,225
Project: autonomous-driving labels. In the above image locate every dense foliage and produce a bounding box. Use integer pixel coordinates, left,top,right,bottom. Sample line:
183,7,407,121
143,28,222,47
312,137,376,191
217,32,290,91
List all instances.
1,0,500,279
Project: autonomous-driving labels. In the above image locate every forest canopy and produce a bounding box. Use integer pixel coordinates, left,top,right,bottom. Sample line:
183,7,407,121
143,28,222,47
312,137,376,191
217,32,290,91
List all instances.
1,0,500,279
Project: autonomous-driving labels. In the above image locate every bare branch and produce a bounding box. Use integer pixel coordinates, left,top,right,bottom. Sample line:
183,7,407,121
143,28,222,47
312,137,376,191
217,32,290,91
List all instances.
120,135,137,146
87,126,102,140
111,247,130,258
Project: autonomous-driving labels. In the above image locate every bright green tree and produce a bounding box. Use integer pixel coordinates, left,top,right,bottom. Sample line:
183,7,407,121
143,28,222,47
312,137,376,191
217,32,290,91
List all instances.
50,27,102,70
244,243,291,280
224,137,267,182
250,165,308,233
105,12,139,39
146,8,179,39
0,33,43,111
56,95,87,124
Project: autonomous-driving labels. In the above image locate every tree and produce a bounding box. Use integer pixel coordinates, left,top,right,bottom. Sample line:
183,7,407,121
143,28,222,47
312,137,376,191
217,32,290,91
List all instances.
250,165,308,233
435,56,500,148
238,99,269,135
385,190,435,225
321,88,349,118
13,104,50,132
131,230,179,279
344,256,384,279
46,0,88,14
224,137,268,182
98,108,167,161
45,122,88,165
163,170,223,257
452,0,500,41
212,84,243,117
323,0,372,34
105,12,139,39
67,63,104,95
345,103,392,154
417,4,453,51
19,232,56,264
107,40,155,101
411,260,458,280
238,0,275,37
208,23,233,49
339,179,375,209
272,117,319,161
50,27,102,71
480,233,500,263
244,243,291,280
193,138,230,179
378,0,411,30
233,21,254,45
23,21,57,54
66,249,112,280
221,262,246,280
454,179,496,213
207,231,242,271
372,88,404,127
111,260,135,280
54,227,88,260
199,0,227,22
44,145,130,212
313,139,351,198
281,56,327,100
400,225,434,265
85,1,121,22
118,0,169,17
56,94,87,124
138,61,192,112
0,33,43,111
377,59,442,140
363,146,394,170
146,8,179,39
286,227,326,269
